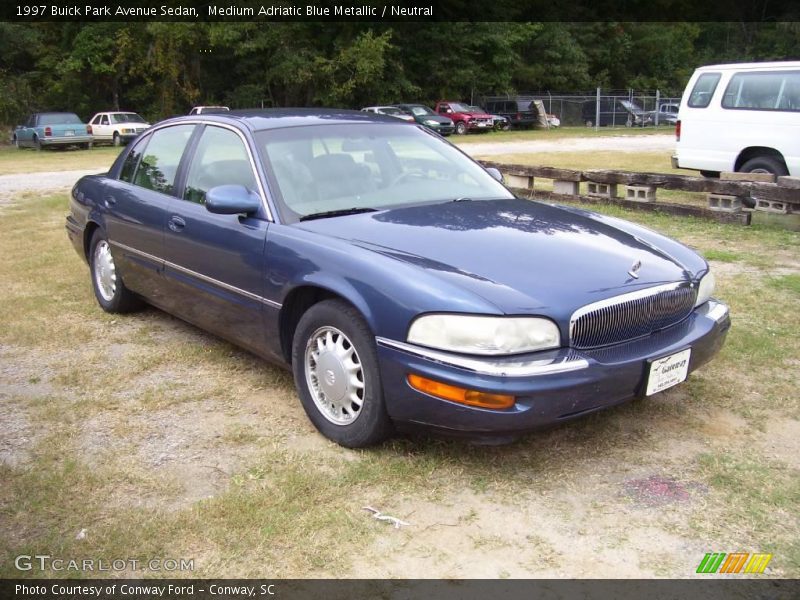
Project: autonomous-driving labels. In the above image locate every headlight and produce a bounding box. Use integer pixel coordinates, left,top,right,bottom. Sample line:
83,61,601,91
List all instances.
408,314,561,355
424,119,439,126
695,270,715,307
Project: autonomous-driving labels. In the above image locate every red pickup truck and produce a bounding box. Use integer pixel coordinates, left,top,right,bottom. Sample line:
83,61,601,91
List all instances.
434,101,494,135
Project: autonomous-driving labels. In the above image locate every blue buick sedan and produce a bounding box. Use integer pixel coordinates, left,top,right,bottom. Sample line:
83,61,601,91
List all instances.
66,110,730,447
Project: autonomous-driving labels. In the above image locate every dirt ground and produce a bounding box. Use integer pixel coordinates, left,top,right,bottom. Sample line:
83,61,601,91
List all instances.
1,135,797,579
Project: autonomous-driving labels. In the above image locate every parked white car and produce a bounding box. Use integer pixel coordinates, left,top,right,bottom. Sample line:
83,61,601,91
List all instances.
360,106,415,122
674,61,800,177
88,112,150,146
189,106,230,115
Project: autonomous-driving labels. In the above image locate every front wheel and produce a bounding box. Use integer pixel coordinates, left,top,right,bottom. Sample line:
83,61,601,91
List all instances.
112,133,121,147
455,121,467,135
292,300,393,448
89,231,142,313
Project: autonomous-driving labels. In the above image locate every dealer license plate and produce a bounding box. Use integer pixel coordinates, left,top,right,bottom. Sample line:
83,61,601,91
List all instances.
65,130,74,136
645,348,691,396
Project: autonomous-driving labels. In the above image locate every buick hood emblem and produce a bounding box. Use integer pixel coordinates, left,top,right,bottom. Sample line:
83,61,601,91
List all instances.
628,260,642,279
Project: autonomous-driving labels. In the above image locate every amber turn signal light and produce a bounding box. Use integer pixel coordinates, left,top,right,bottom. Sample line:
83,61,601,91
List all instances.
407,374,514,410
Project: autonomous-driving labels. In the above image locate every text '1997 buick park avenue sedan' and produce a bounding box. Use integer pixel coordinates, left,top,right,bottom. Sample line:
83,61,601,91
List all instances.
66,109,730,447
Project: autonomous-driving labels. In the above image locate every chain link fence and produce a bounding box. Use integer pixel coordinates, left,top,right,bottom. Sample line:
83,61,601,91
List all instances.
479,90,683,129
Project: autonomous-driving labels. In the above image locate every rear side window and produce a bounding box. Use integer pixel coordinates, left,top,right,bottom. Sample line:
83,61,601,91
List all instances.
132,124,195,195
722,71,800,112
119,133,150,183
688,73,721,108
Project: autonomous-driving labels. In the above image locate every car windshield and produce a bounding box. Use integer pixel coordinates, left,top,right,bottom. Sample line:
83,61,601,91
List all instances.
407,105,434,116
448,103,471,112
39,113,82,125
467,106,484,112
111,113,146,124
256,123,513,223
378,107,403,116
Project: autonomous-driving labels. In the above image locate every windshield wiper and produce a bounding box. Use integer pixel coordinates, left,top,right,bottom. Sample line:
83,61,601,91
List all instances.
299,207,378,222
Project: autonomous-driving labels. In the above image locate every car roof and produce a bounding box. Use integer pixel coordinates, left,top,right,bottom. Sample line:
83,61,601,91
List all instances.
696,60,800,71
159,108,402,131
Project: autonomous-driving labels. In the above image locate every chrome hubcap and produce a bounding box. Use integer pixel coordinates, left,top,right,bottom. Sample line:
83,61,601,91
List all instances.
305,326,365,425
93,240,117,302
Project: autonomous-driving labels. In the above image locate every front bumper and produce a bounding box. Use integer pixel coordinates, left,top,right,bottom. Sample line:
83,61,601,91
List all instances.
376,300,730,436
426,123,454,135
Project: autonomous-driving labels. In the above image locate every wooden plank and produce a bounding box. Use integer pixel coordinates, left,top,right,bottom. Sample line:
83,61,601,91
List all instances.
481,161,583,182
721,171,776,183
778,176,800,189
506,185,752,225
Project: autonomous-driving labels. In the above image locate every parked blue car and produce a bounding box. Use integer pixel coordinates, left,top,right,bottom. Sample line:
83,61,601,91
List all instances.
14,112,92,150
66,109,730,447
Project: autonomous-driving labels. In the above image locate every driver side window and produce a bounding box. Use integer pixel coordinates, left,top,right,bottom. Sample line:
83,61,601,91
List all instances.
183,126,257,205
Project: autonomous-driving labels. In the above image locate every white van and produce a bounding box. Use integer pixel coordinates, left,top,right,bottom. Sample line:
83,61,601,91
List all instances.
674,61,800,177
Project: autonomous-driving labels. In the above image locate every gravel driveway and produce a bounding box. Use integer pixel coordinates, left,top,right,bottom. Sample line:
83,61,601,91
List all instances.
0,134,676,203
0,168,106,204
461,134,675,157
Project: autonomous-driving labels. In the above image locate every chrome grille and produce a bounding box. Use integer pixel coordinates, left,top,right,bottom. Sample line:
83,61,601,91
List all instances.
570,283,697,349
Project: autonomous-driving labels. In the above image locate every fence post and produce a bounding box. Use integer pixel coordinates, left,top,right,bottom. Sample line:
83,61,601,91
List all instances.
655,89,660,126
595,87,600,132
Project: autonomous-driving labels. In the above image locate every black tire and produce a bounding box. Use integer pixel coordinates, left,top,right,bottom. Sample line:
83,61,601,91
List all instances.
292,299,393,448
455,121,467,135
81,142,92,150
14,137,21,149
739,156,788,177
89,230,142,313
112,133,120,147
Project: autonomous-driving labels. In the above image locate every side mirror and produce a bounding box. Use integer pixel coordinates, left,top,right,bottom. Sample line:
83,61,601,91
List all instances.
446,109,454,114
206,185,261,215
486,167,504,183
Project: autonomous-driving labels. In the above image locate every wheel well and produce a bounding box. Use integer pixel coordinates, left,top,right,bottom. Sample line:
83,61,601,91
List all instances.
278,286,354,364
83,221,100,261
735,147,787,171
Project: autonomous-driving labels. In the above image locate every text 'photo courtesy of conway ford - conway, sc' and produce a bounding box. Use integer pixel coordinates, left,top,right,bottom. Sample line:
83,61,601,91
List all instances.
66,109,730,447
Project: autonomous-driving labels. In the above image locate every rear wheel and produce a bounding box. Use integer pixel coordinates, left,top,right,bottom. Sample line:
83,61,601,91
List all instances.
33,136,42,151
292,299,393,448
89,231,142,313
739,156,788,177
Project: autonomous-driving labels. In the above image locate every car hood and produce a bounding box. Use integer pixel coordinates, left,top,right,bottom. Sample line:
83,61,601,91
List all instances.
417,114,452,124
296,198,701,318
461,111,493,119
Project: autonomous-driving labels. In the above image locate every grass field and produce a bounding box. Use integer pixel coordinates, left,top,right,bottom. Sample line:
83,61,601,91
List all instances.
0,140,798,579
454,125,675,144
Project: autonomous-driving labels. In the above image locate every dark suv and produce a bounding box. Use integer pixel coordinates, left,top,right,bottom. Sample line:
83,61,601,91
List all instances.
581,99,652,127
482,98,538,129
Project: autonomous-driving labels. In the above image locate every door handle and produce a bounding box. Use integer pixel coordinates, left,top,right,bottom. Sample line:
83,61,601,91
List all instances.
168,216,186,232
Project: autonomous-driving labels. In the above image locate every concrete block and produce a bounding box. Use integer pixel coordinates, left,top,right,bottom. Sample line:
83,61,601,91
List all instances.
721,171,776,183
754,198,789,214
586,182,618,198
707,194,743,213
553,180,579,196
506,174,533,190
625,185,657,202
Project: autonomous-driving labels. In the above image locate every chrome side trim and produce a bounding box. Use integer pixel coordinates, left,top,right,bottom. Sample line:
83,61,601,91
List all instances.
109,240,282,310
569,281,691,339
376,337,589,377
133,119,274,222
